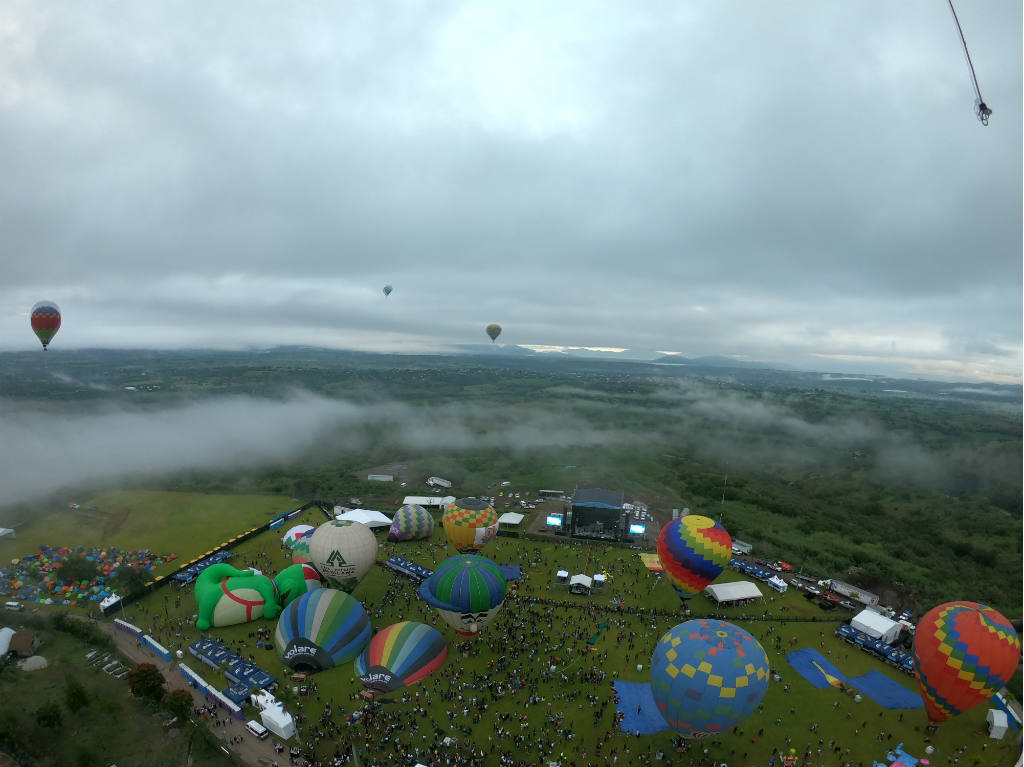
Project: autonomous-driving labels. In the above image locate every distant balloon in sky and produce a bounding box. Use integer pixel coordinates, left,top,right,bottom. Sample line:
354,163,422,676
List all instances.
30,301,61,350
383,285,392,296
650,618,770,737
485,323,502,342
657,515,732,600
913,601,1020,722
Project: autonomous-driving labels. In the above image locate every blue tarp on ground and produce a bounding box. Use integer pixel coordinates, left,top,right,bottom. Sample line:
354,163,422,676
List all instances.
786,648,923,709
612,681,671,735
497,564,523,581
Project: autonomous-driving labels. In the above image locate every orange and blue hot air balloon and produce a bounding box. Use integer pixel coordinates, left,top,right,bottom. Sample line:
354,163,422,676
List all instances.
657,515,732,600
650,619,770,737
913,601,1020,722
30,301,61,350
354,621,447,694
442,498,498,553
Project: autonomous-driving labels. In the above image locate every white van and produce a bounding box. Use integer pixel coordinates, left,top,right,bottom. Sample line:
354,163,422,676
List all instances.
245,720,268,739
4,601,23,612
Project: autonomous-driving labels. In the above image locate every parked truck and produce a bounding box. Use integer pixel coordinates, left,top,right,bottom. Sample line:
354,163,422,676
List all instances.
822,579,879,607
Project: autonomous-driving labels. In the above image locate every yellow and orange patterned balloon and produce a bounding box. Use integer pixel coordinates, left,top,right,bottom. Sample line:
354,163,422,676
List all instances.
442,497,498,553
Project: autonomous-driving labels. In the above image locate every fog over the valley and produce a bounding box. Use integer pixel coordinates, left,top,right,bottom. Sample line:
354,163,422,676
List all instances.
0,381,983,509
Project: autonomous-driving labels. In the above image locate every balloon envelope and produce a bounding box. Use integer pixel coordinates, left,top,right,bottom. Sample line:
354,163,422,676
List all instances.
485,323,501,342
354,621,447,694
913,601,1020,722
442,498,498,553
275,588,372,672
30,301,61,350
657,515,732,599
308,520,378,592
282,525,314,547
388,504,434,542
418,555,506,637
650,619,770,737
383,285,392,296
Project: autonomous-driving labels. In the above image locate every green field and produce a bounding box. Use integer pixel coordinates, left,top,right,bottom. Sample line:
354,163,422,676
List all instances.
1,491,1017,767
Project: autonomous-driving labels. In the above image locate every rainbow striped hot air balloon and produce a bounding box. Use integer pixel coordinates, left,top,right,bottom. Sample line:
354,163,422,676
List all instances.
388,504,434,542
913,601,1020,722
354,621,447,694
657,515,732,600
650,619,770,738
275,588,372,672
442,498,498,553
418,555,506,637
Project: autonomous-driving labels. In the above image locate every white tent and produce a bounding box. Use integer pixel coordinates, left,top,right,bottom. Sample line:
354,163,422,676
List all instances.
260,703,297,740
555,570,569,583
569,574,593,594
497,512,524,525
0,627,13,656
334,509,392,529
593,573,607,588
986,709,1008,739
0,527,14,539
403,495,456,509
766,576,788,593
851,609,901,644
704,581,763,604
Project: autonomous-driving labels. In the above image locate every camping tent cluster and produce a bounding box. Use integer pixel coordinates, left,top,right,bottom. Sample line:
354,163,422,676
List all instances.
2,545,175,605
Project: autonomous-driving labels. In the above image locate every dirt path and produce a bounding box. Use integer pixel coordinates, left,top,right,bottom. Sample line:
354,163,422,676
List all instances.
96,621,284,767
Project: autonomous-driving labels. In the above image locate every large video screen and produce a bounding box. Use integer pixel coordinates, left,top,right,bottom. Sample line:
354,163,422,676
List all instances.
628,523,646,535
545,515,563,527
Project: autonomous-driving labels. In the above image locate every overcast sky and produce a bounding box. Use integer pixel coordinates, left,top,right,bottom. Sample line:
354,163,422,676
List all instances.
2,1,1021,382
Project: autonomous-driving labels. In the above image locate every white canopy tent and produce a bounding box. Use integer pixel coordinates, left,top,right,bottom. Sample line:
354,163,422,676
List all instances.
0,627,13,656
986,709,1008,739
260,704,297,740
593,573,607,588
555,570,569,583
333,509,392,529
704,581,763,604
851,610,901,644
497,512,525,525
403,495,456,509
569,574,593,594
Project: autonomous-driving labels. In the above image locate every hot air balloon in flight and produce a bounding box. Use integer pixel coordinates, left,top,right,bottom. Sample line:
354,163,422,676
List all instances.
657,515,732,600
307,520,378,592
485,323,501,342
275,588,373,672
418,555,506,637
354,621,447,694
650,619,770,738
387,504,434,542
383,285,393,296
912,601,1020,722
30,301,61,350
442,498,498,553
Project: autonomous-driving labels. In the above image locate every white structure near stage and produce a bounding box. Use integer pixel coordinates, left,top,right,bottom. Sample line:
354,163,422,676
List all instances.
569,574,593,595
333,508,392,529
704,581,764,605
251,690,297,740
850,609,902,645
403,495,456,510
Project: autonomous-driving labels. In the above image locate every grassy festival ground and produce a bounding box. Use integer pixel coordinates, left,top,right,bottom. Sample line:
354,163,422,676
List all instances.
1,491,1015,767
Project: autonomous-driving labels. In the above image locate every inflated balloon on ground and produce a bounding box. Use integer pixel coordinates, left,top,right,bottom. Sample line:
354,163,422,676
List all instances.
388,504,434,542
650,618,769,737
442,498,498,553
308,520,378,592
418,555,506,637
275,588,372,672
354,621,447,694
657,515,732,600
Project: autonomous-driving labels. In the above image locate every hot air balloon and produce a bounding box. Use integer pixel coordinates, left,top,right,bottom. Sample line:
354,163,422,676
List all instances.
442,498,498,553
273,562,325,607
193,564,281,631
383,285,393,296
308,520,378,592
418,555,506,637
275,588,373,672
485,323,501,342
657,515,732,600
650,619,770,738
282,524,314,548
30,301,61,350
913,601,1020,722
354,621,447,694
388,504,435,542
